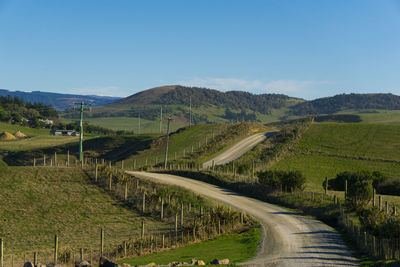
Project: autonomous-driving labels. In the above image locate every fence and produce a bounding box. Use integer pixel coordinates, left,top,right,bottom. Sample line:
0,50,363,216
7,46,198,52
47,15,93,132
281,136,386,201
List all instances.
1,157,250,266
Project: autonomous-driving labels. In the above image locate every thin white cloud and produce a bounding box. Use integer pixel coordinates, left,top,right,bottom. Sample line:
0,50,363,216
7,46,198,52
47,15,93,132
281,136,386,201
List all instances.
178,77,330,98
68,86,121,97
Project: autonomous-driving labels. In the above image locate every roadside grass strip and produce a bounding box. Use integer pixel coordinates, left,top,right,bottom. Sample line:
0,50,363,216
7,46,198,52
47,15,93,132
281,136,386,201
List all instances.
118,228,260,266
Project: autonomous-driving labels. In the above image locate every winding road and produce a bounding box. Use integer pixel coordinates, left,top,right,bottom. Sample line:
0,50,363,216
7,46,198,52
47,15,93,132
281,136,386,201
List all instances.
126,171,358,267
202,132,276,169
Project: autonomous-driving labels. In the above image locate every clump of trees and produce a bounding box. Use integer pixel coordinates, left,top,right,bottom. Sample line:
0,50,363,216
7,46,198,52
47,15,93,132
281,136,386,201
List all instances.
0,95,58,127
257,170,306,191
290,93,400,116
325,170,400,197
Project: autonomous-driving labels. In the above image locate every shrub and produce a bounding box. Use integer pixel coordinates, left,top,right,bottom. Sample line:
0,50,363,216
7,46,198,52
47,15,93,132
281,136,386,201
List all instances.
379,216,400,238
324,170,389,192
358,207,386,233
257,170,306,191
376,178,400,196
346,172,373,209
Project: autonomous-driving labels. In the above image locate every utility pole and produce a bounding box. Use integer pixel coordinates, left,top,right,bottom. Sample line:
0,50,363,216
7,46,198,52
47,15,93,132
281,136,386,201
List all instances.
138,113,141,134
160,106,163,133
164,117,172,169
79,101,84,163
189,96,192,127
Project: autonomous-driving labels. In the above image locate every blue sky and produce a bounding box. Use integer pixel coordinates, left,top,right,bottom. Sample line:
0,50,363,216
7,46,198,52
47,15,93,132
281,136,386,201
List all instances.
0,0,399,99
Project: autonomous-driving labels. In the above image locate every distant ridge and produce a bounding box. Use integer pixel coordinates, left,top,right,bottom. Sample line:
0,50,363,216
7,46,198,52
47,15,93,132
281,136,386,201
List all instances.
109,85,300,114
0,89,121,110
289,93,400,115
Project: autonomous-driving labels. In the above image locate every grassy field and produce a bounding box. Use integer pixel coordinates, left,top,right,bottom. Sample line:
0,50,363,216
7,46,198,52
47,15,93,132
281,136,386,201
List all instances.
298,123,400,161
0,166,173,255
119,123,268,168
270,122,400,191
61,116,188,133
0,121,50,136
118,228,260,266
0,122,80,151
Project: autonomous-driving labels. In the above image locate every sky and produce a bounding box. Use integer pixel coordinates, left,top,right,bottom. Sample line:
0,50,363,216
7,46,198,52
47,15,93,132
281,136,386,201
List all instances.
0,0,400,100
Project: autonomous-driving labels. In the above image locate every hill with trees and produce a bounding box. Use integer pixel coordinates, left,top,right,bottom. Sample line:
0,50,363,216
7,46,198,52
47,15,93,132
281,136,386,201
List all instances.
0,95,58,128
289,93,400,116
0,89,121,110
62,85,302,126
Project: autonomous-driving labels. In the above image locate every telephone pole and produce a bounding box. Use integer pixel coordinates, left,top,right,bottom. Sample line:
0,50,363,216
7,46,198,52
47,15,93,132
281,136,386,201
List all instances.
189,96,192,127
164,117,172,169
79,101,84,163
160,106,163,133
138,113,141,134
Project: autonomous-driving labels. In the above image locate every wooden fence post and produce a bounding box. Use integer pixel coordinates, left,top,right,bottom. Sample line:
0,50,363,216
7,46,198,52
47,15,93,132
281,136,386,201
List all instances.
0,238,3,267
80,248,83,262
124,181,128,201
43,155,46,166
67,150,70,166
324,177,328,194
95,164,98,182
373,188,376,207
54,152,57,166
160,198,164,220
109,173,112,191
175,214,178,233
379,196,382,210
123,241,127,257
100,228,104,257
141,221,145,238
33,157,36,167
142,192,146,213
33,252,37,266
54,235,58,264
181,202,184,227
162,234,165,248
252,160,255,179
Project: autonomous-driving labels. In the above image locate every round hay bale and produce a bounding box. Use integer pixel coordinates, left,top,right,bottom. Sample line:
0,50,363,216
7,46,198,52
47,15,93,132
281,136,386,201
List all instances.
0,131,17,140
14,130,27,138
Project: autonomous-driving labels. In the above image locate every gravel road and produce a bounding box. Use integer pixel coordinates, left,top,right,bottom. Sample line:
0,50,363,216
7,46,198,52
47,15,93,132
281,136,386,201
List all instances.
126,171,358,267
202,132,276,169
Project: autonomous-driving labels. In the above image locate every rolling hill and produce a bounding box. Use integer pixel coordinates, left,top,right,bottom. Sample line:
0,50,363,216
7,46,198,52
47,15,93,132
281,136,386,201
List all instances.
0,89,121,110
270,122,400,191
60,85,400,132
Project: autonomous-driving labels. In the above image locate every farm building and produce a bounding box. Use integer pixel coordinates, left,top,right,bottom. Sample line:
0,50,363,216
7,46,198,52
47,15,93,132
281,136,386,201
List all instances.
50,130,78,136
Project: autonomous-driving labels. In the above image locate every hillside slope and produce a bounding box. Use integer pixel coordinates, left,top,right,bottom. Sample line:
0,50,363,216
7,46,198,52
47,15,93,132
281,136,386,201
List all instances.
0,167,172,255
0,89,121,110
270,122,400,190
62,85,302,130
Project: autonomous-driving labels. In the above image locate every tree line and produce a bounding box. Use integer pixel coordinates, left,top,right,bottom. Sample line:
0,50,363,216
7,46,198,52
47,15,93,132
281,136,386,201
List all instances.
0,95,58,127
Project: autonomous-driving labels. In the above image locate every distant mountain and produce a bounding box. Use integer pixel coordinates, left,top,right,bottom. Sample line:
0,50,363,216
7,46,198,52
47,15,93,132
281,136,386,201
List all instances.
60,85,400,131
109,85,300,114
289,93,400,115
0,89,121,110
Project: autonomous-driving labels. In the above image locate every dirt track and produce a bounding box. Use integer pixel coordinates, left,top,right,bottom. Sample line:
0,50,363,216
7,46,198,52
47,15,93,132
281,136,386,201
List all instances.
127,171,358,267
202,132,275,169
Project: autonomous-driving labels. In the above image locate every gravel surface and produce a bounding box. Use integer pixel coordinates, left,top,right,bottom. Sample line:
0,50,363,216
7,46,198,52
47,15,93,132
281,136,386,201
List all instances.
127,171,359,267
202,132,276,169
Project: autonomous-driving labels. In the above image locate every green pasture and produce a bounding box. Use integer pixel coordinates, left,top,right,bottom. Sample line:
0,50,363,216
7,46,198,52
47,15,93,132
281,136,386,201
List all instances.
298,123,400,161
119,228,260,266
0,166,173,255
270,122,400,191
61,116,187,133
271,153,400,191
0,122,80,151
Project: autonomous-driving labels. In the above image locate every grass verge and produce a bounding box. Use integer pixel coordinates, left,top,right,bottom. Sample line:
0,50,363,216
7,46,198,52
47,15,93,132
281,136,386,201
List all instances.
118,228,260,266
